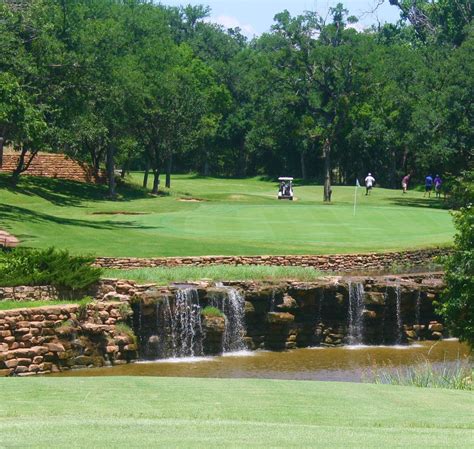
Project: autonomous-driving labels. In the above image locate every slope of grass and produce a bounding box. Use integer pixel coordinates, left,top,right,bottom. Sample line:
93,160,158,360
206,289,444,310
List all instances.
0,377,472,448
103,265,325,284
0,173,454,257
0,300,71,310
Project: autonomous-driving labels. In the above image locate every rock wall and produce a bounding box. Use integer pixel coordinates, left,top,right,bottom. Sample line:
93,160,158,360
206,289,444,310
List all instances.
0,152,106,184
0,273,447,374
0,302,137,377
94,248,448,273
120,273,446,357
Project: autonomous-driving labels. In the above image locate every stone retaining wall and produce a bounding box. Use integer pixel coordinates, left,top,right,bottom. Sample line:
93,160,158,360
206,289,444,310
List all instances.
0,152,106,184
94,248,448,272
0,302,136,377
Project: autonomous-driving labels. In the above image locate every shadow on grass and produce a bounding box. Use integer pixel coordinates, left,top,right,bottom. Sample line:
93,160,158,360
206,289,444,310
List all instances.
0,204,156,231
0,174,152,207
387,196,449,210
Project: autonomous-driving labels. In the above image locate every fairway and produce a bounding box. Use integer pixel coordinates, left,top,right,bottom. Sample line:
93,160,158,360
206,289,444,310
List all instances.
0,174,453,257
0,377,472,448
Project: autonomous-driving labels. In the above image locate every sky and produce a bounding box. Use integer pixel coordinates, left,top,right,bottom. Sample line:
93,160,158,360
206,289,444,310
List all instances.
158,0,401,36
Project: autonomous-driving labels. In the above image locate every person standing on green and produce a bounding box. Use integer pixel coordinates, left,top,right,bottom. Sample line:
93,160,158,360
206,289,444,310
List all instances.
424,175,433,198
365,173,375,196
434,175,443,198
401,174,411,194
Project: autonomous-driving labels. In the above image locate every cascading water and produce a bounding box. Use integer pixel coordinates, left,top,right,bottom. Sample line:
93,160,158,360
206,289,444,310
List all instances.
415,291,421,326
395,284,403,345
270,289,276,312
167,289,204,357
142,289,204,359
347,282,365,345
210,287,246,352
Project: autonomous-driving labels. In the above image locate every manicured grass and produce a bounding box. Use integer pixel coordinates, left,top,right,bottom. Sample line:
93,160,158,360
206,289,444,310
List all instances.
0,377,472,448
104,265,325,284
0,173,454,257
0,300,71,310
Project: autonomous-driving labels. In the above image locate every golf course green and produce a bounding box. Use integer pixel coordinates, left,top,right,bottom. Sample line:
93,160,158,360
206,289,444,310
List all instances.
0,173,454,257
0,377,472,448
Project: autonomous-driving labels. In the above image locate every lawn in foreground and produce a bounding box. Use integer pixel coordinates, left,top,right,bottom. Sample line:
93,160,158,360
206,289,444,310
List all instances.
0,377,472,448
0,173,454,257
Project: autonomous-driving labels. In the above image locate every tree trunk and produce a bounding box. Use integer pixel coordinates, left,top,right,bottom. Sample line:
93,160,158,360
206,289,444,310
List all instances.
300,151,307,180
165,154,172,188
152,169,160,195
323,139,332,202
120,159,128,179
143,160,150,189
402,147,409,175
237,139,246,177
203,157,209,177
0,136,4,168
391,149,397,189
106,144,116,198
11,147,27,186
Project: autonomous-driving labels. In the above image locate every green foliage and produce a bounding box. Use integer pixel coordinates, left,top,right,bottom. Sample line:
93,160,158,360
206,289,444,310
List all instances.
201,306,224,318
0,247,102,290
114,322,137,344
438,205,474,347
0,0,471,189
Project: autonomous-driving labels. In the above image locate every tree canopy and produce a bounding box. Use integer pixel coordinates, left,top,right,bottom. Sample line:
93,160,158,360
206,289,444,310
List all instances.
0,0,472,197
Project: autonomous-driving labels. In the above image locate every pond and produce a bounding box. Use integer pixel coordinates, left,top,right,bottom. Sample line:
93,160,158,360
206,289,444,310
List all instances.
54,339,470,382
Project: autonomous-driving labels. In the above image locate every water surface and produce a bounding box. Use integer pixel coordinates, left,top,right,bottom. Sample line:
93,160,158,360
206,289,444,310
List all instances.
55,340,471,382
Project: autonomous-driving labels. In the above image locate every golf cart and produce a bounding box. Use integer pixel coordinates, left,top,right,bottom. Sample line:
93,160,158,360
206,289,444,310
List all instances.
278,177,294,200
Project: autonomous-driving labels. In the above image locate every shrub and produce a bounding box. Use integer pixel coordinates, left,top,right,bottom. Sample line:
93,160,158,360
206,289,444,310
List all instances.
0,247,102,291
201,306,224,317
438,206,474,348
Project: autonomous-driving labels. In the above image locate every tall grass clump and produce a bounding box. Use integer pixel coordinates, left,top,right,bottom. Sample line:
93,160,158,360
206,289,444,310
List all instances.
368,358,473,390
104,265,324,284
0,247,102,291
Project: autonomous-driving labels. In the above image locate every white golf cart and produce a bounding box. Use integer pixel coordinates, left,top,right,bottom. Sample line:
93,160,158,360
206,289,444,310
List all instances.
278,177,294,201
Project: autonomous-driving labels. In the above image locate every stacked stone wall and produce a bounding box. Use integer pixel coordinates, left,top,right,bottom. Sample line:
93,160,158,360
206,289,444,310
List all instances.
0,302,136,377
95,248,448,272
0,152,106,183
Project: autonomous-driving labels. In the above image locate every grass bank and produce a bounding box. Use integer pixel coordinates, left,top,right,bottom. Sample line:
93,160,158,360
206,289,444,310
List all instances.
0,300,71,310
0,377,472,448
103,265,325,284
0,173,454,257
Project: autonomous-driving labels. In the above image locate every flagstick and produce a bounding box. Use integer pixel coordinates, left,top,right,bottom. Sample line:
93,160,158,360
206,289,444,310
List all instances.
353,182,358,216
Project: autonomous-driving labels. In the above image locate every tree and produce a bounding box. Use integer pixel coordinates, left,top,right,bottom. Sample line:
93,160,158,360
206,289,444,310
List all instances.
438,198,474,348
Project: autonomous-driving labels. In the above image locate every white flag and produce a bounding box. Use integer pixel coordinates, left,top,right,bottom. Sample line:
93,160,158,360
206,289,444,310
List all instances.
356,178,360,187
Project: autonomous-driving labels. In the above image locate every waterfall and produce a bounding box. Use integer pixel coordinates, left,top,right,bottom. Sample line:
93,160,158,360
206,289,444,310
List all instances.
415,291,421,326
347,282,365,345
395,284,403,345
270,289,276,312
211,287,246,352
142,289,204,359
168,289,204,357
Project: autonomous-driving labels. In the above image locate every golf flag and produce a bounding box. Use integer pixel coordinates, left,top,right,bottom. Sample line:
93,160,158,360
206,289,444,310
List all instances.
353,178,360,216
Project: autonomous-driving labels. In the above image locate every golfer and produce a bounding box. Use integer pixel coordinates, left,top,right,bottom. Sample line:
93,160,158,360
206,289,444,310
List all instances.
434,175,442,198
365,173,375,196
424,175,433,197
401,174,410,194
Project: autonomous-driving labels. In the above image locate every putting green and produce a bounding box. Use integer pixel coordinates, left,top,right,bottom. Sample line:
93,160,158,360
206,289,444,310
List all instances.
0,174,453,257
0,377,472,448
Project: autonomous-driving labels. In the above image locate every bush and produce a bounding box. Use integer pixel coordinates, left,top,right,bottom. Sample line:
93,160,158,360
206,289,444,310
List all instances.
201,306,224,317
0,247,102,291
438,206,474,348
